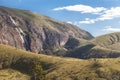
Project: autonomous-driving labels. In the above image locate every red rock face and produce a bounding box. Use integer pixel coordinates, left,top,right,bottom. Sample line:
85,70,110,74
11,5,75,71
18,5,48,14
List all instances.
0,15,24,49
0,6,93,53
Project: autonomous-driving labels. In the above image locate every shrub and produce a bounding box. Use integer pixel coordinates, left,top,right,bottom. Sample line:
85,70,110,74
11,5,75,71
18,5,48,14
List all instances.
30,61,47,80
91,61,103,68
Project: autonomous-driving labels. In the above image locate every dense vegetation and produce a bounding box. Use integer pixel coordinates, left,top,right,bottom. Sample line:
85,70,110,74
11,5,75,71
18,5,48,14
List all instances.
0,44,120,80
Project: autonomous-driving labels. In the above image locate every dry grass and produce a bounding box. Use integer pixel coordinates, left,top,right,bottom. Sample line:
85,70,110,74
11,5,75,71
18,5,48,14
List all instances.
0,44,120,80
0,69,30,80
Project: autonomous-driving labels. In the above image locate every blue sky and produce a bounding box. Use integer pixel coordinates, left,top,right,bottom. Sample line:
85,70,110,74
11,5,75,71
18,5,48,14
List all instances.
0,0,120,36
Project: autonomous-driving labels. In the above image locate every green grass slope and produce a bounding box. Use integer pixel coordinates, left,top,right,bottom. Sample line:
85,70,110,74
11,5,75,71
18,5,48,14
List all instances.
0,44,120,80
66,32,120,59
92,32,120,50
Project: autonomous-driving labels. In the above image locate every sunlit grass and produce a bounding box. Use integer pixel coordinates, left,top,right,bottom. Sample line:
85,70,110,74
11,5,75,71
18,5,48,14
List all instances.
0,44,120,80
0,69,30,80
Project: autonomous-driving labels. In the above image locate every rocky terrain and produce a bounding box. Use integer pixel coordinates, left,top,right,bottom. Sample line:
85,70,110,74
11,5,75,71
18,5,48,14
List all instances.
0,6,93,54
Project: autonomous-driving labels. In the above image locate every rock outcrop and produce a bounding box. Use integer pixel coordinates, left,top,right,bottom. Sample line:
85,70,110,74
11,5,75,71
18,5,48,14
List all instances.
0,6,93,54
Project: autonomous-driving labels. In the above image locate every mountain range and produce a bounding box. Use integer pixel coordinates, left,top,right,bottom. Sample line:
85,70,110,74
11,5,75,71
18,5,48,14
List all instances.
0,6,120,80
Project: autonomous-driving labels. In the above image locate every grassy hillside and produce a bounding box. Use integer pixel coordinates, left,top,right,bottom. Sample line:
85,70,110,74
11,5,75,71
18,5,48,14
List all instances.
0,44,120,80
0,69,30,80
66,32,120,59
92,32,120,50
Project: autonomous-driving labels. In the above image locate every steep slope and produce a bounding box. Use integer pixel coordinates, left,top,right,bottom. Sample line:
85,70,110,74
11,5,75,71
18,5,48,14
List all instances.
0,6,93,54
0,44,120,80
66,32,120,58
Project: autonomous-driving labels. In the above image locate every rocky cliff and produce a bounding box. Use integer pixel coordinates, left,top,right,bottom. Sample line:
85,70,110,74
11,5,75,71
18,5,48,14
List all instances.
0,6,93,54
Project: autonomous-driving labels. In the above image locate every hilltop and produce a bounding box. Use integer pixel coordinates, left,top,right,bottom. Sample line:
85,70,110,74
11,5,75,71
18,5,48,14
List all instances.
66,32,120,58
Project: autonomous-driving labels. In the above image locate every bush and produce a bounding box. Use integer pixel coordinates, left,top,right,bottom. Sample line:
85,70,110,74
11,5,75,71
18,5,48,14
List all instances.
30,61,47,80
91,61,103,68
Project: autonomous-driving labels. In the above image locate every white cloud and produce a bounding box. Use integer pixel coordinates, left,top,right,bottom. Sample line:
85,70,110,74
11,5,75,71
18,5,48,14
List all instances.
53,4,106,14
102,26,120,32
93,26,120,37
97,7,120,21
78,18,95,24
75,7,120,24
53,5,120,24
66,21,73,24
